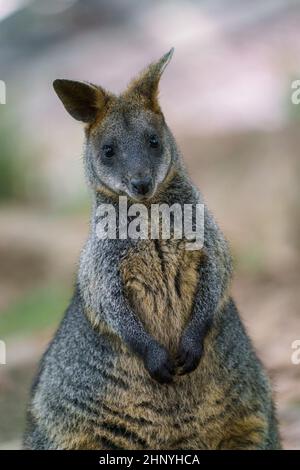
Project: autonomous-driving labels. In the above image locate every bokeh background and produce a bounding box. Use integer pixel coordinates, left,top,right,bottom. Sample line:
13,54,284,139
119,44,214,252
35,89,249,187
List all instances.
0,0,300,449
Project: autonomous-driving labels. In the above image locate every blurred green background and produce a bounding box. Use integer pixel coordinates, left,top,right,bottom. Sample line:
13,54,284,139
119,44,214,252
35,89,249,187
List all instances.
0,0,300,449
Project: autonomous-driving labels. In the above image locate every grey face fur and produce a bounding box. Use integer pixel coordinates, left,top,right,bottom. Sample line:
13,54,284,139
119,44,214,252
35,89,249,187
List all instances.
53,48,175,201
85,104,172,201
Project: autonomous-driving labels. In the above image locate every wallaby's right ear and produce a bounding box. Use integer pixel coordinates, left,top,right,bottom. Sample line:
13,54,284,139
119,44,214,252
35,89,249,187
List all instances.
53,79,110,123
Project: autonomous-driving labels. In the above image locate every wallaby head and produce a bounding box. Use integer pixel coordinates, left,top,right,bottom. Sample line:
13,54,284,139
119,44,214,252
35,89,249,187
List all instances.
53,48,177,201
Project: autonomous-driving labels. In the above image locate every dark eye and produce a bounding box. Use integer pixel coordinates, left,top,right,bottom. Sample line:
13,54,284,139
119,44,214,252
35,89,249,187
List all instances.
149,134,159,148
102,144,115,158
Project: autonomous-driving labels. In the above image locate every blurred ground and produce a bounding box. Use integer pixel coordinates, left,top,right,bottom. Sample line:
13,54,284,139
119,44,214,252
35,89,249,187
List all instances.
0,0,299,450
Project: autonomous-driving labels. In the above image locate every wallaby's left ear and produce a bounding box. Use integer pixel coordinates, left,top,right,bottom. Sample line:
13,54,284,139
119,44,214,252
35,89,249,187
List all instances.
53,79,110,123
125,48,174,113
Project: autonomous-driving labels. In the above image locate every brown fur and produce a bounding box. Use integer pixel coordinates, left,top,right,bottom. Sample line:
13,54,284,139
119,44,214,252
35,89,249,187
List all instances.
120,239,202,354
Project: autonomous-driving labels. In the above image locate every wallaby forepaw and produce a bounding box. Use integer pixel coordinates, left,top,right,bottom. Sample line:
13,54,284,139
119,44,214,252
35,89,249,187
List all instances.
176,332,203,375
144,341,175,384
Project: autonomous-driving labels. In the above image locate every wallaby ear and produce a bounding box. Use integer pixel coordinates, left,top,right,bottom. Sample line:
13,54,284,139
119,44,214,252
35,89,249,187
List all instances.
53,79,110,123
125,48,174,112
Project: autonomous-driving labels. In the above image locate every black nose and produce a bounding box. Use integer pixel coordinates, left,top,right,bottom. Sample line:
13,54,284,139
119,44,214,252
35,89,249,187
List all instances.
130,176,152,196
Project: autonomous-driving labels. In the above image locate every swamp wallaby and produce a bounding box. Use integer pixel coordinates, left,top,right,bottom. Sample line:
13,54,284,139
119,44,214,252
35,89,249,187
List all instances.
24,49,281,450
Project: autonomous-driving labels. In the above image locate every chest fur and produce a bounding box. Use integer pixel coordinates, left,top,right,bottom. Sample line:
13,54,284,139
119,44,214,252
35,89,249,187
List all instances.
120,239,201,352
